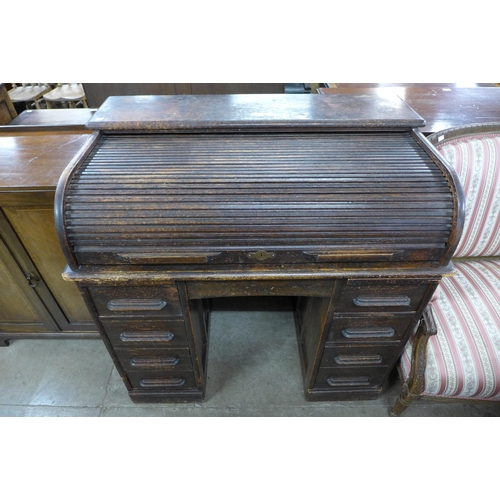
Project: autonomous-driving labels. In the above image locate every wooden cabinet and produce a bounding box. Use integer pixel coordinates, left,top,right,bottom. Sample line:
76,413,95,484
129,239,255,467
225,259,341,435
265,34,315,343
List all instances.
0,129,99,345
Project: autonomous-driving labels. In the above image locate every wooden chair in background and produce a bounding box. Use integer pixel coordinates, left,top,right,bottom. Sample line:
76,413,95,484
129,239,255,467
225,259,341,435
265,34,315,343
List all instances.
0,83,18,124
43,84,88,108
8,83,51,110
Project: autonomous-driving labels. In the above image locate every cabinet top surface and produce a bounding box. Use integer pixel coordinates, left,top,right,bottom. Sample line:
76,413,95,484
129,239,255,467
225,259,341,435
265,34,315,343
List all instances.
87,94,425,131
0,131,95,191
8,109,97,127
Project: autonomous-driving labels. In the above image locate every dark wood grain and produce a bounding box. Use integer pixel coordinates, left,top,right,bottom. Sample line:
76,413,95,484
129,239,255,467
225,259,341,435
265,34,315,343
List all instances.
86,94,425,131
55,94,464,403
62,132,456,268
8,109,96,128
318,86,500,134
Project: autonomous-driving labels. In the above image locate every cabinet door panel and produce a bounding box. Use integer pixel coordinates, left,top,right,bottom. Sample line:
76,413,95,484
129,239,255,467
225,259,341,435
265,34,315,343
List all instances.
0,239,54,332
3,207,93,325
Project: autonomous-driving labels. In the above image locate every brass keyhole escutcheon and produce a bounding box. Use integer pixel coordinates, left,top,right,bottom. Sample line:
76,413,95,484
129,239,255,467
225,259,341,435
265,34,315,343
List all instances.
248,250,276,261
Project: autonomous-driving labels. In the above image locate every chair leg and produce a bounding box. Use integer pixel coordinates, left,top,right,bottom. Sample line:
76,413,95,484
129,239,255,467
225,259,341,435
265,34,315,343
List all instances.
390,305,437,416
390,381,418,416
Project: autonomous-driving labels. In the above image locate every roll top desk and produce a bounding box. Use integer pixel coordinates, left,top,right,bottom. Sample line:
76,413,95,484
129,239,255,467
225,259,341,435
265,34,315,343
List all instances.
55,94,464,402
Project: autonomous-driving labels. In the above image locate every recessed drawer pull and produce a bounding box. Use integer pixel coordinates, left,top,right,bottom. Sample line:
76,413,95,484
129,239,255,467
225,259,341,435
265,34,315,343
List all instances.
334,355,383,365
342,327,395,339
117,252,221,264
304,251,402,262
327,376,371,387
119,331,175,342
107,299,167,311
353,295,411,307
130,357,180,368
139,378,185,388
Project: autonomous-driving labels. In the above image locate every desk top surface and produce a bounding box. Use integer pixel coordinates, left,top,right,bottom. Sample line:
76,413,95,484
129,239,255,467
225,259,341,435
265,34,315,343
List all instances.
318,86,500,134
87,94,425,131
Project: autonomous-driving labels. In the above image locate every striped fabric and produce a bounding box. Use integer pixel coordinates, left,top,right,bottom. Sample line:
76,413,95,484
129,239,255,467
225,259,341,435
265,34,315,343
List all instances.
437,133,500,257
401,260,500,399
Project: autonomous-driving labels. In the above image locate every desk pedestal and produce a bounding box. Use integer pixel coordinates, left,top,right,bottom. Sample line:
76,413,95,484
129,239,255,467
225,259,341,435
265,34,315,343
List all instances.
64,271,442,402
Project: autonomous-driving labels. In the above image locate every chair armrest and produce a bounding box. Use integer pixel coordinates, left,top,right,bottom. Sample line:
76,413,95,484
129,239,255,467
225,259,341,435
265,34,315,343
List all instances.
420,305,437,338
390,304,438,415
404,304,437,395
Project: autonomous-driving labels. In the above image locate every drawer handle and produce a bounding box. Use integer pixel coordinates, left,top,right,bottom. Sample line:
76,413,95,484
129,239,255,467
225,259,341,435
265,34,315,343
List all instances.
327,376,371,387
130,357,180,368
107,299,167,311
304,251,402,262
342,327,395,339
139,378,185,388
353,295,411,307
117,252,221,264
334,355,383,365
119,331,175,342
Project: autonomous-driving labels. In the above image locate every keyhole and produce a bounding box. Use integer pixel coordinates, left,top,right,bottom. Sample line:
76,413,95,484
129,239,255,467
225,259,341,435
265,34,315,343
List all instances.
248,250,276,261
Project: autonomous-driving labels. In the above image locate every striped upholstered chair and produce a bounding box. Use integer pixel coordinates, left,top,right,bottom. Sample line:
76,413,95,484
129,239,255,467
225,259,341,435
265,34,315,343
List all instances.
391,123,500,416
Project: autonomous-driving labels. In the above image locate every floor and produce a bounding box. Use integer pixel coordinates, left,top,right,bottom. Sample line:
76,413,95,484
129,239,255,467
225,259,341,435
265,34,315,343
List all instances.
327,83,500,88
1,298,499,417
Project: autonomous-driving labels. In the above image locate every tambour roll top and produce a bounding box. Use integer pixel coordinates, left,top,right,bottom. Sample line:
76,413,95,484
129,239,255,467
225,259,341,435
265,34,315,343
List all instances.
55,94,463,270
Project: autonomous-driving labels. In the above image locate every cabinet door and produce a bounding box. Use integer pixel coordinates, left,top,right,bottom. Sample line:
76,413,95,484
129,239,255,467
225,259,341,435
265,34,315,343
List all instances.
0,237,58,336
2,206,94,329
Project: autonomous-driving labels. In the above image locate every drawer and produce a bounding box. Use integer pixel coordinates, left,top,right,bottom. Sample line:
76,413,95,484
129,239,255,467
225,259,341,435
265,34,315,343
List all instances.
114,347,193,373
126,370,198,390
100,318,188,347
87,285,182,318
336,280,431,313
328,313,416,344
187,279,334,299
315,366,389,390
320,345,399,368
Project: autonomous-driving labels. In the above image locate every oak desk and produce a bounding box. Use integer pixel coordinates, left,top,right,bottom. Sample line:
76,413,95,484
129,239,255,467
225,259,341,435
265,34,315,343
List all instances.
56,94,463,403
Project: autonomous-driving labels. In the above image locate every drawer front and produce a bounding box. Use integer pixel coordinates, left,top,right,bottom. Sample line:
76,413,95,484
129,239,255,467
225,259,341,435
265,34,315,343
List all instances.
87,285,182,318
328,313,416,344
100,318,189,347
320,345,399,368
315,366,389,390
114,347,193,373
126,370,198,390
187,279,334,299
336,280,431,313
